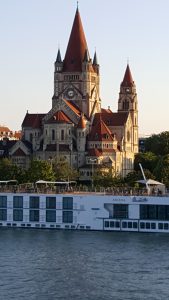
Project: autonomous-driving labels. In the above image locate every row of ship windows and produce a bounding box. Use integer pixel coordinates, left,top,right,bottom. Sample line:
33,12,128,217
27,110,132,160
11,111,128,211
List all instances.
0,223,91,230
104,221,169,230
0,210,73,223
0,196,73,210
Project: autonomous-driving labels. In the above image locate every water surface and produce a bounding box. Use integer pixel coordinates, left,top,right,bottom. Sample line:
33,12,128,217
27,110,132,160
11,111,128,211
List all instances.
0,229,169,300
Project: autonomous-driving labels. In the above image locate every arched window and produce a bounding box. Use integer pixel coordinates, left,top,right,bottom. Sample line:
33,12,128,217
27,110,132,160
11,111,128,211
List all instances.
123,100,129,110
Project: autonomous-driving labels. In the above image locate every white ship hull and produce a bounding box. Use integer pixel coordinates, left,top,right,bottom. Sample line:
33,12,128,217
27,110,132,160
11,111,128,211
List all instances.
1,192,169,233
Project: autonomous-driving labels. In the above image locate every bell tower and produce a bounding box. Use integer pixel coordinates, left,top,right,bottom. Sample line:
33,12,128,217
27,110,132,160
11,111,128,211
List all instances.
52,7,101,118
118,64,138,153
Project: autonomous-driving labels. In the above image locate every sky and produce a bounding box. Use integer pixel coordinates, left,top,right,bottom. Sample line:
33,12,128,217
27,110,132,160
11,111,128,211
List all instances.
0,0,169,135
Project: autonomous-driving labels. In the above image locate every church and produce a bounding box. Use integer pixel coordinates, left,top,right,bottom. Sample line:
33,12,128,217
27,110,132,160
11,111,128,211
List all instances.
9,7,138,180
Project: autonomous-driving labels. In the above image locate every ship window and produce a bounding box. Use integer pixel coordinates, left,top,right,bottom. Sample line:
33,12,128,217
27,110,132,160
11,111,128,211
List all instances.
62,211,73,223
146,222,150,229
140,222,145,229
115,221,120,228
133,222,138,229
0,209,7,221
158,223,163,230
122,221,127,228
0,196,7,208
113,204,128,219
46,197,56,209
151,223,156,229
30,197,39,209
128,222,132,228
13,209,23,221
105,221,109,228
13,196,23,208
29,210,39,222
164,223,169,230
46,210,56,222
110,221,114,228
62,197,73,210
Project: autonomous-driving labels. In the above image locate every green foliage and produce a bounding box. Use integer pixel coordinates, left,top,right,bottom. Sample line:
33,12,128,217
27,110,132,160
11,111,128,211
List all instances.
93,165,124,187
25,159,55,183
52,157,79,181
0,158,25,183
134,131,169,187
145,131,169,156
125,170,155,187
134,152,158,173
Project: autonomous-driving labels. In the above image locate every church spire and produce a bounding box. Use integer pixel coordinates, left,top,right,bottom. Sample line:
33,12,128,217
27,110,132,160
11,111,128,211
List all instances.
62,8,89,72
93,51,98,65
121,64,134,87
56,48,62,63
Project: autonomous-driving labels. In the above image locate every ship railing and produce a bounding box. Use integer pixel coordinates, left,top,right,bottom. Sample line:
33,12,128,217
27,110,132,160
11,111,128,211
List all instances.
0,184,168,196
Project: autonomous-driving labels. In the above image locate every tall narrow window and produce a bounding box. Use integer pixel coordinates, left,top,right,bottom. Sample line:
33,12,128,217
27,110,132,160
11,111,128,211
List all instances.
61,130,64,141
52,129,55,141
123,100,129,110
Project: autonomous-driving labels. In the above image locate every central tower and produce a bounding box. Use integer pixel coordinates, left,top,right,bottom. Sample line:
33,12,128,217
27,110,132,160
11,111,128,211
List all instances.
52,7,101,118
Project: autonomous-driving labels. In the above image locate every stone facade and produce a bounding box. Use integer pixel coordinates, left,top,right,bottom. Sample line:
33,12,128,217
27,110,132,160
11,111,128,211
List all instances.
10,7,139,179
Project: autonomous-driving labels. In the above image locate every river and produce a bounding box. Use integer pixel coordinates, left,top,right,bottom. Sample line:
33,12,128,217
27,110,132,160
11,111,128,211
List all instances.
0,229,169,299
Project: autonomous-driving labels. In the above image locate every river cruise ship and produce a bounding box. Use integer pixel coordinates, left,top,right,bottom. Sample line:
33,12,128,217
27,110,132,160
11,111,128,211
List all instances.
0,181,169,233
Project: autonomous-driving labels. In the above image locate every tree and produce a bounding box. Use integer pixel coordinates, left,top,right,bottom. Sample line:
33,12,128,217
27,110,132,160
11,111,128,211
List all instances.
153,154,169,187
25,160,55,183
134,152,158,173
93,164,124,187
145,131,169,156
52,157,79,181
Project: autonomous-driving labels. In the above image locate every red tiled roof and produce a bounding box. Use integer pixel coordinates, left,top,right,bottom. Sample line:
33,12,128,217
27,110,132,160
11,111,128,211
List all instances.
13,131,22,139
88,115,114,142
87,148,102,157
77,114,86,129
62,8,91,72
12,148,26,156
22,113,46,128
47,110,72,124
121,64,134,87
87,148,118,157
93,112,128,127
101,108,112,114
63,99,82,116
0,126,10,132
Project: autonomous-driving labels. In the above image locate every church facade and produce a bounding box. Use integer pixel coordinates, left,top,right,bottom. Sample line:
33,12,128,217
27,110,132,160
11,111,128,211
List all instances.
10,7,138,180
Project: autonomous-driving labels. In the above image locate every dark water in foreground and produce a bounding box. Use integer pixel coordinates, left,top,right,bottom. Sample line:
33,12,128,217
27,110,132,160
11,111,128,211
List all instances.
0,230,169,300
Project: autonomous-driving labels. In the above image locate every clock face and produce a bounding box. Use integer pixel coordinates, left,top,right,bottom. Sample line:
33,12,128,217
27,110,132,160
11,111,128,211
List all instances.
125,88,130,93
67,89,74,98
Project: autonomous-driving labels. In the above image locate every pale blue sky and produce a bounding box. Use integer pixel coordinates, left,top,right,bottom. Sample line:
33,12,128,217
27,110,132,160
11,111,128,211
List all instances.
0,0,169,135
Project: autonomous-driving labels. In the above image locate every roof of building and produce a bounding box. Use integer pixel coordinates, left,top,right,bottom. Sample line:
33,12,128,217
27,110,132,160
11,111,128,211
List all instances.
93,112,129,127
0,126,11,133
121,64,134,87
0,140,17,157
46,110,72,124
77,114,86,129
12,148,26,157
88,115,114,142
63,99,82,117
62,8,90,72
22,113,46,128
